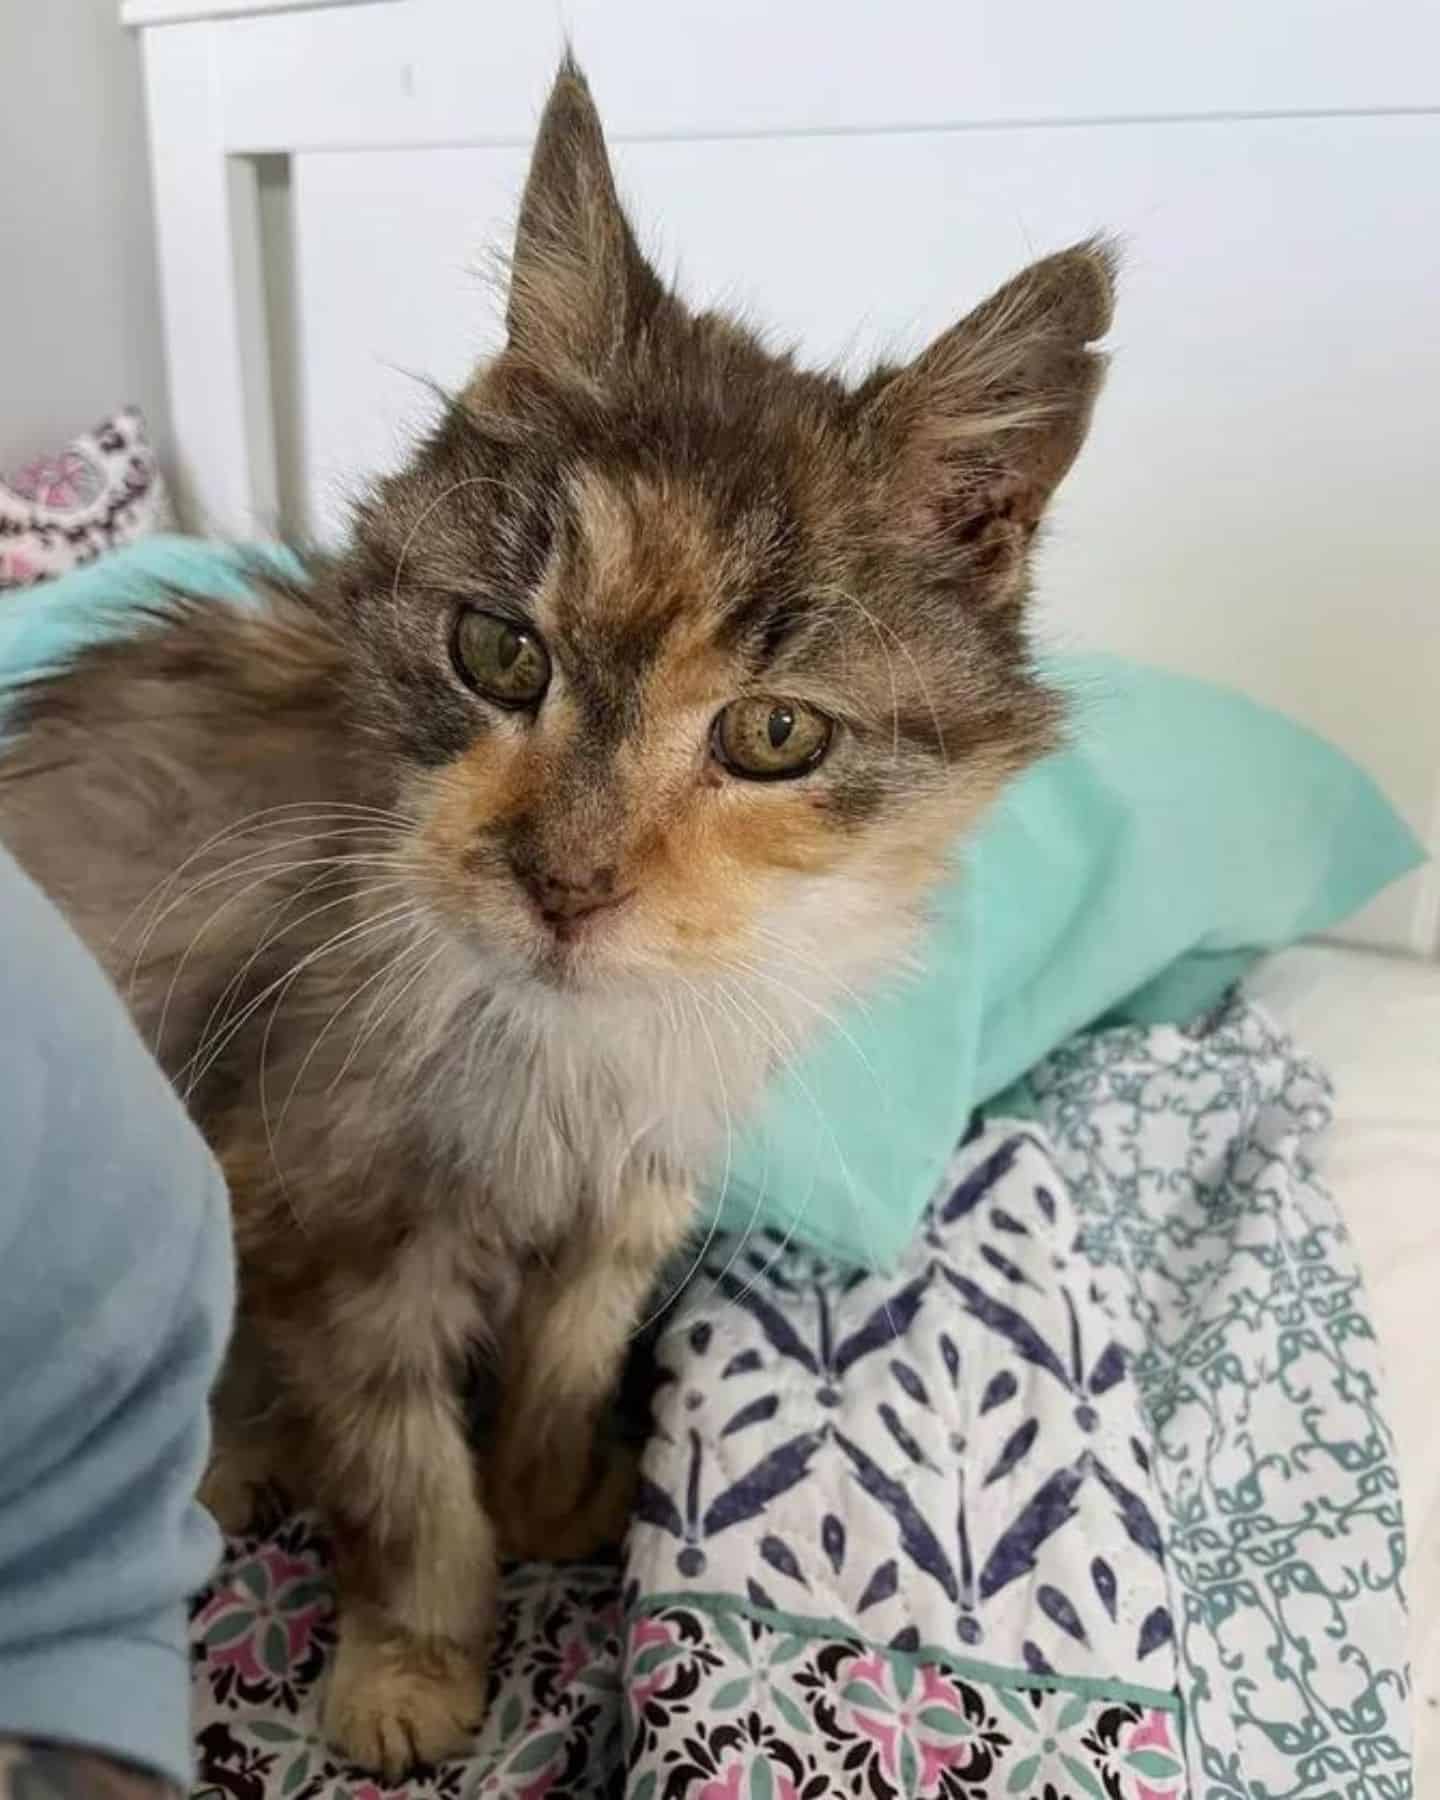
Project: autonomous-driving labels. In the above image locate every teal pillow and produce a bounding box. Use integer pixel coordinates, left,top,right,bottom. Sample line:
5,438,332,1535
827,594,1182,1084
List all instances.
0,536,300,689
713,655,1424,1265
4,543,1424,1269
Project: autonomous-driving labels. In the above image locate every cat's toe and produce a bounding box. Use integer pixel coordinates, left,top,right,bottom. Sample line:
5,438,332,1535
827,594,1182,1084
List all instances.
199,1446,272,1535
322,1620,486,1777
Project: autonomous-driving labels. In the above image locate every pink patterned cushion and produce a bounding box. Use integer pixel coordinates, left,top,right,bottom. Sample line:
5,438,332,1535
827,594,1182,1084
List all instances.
0,408,174,590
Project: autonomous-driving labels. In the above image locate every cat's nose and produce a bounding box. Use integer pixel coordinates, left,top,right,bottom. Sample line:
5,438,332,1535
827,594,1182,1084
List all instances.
511,856,624,925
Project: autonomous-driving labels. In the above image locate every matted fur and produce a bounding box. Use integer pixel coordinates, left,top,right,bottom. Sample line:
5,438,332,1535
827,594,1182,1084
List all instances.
0,57,1114,1775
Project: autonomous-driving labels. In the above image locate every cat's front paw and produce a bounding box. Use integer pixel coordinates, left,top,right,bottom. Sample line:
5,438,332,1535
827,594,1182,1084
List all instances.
322,1617,486,1778
491,1433,638,1563
200,1439,289,1536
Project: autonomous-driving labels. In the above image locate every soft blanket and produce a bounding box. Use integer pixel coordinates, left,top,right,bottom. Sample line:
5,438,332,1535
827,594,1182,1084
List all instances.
189,994,1409,1800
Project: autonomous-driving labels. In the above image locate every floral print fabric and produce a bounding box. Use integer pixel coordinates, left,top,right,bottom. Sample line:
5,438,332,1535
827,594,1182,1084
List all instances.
0,408,172,589
190,996,1408,1799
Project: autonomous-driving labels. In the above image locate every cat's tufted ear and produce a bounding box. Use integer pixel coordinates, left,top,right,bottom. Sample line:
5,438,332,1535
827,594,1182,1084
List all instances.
505,55,667,379
859,240,1117,607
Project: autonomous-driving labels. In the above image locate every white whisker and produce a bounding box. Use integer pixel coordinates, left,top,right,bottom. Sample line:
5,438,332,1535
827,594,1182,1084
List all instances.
836,587,951,770
713,960,885,1301
390,475,538,607
156,864,416,1064
129,824,409,1000
689,977,785,1304
187,862,372,1067
726,951,893,1126
329,930,445,1092
119,807,410,972
254,906,427,1233
748,923,878,1022
180,900,420,1100
832,586,902,762
630,984,732,1340
149,847,415,1058
272,913,431,1143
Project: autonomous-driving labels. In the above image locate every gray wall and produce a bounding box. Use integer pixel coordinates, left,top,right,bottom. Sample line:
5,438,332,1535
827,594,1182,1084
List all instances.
0,1,169,470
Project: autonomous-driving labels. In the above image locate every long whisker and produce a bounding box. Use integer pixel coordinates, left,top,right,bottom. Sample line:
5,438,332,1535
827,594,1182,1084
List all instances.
329,932,445,1092
186,861,377,1067
118,804,411,965
192,880,420,1078
243,908,429,1149
272,914,432,1142
253,918,418,1232
689,976,786,1304
629,984,733,1340
748,924,878,1023
150,854,417,1060
707,973,834,1293
727,952,893,1125
712,961,886,1306
836,588,951,771
390,475,538,607
188,883,417,1098
349,945,458,1201
128,822,408,996
180,900,420,1100
831,586,902,763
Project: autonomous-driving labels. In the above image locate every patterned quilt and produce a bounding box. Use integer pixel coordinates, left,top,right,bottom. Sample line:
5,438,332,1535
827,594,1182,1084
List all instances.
190,995,1411,1800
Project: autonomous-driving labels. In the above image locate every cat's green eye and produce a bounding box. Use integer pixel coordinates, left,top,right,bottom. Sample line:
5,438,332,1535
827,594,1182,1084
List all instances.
713,697,833,781
452,608,551,708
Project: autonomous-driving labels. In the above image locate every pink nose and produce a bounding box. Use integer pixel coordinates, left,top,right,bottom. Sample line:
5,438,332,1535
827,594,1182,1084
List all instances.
513,860,624,928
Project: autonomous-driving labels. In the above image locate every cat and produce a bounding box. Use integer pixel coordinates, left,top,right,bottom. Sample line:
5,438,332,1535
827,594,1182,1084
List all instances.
0,58,1113,1776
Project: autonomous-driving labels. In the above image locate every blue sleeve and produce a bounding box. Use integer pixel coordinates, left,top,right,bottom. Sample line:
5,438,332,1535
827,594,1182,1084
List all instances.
0,846,234,1785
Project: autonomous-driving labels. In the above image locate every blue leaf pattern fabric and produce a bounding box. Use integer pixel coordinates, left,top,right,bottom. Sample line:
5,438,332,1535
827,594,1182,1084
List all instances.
627,994,1410,1799
632,1116,1177,1721
1092,1555,1118,1621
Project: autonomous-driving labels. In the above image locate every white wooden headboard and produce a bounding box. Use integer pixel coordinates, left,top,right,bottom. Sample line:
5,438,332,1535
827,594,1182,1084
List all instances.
124,0,1440,955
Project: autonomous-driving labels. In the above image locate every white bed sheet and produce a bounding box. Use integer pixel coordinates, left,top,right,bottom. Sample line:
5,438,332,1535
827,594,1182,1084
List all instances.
1246,943,1440,1775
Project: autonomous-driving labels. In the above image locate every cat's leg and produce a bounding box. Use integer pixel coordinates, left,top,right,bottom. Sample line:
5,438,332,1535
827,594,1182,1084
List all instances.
199,1428,289,1535
319,1381,495,1776
490,1168,694,1561
200,1320,303,1534
265,1279,497,1776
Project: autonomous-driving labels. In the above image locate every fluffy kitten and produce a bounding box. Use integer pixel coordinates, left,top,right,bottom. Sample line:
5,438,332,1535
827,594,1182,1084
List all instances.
0,60,1112,1775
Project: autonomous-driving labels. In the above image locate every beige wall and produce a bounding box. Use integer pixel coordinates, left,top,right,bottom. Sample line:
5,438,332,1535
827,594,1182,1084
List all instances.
0,1,168,469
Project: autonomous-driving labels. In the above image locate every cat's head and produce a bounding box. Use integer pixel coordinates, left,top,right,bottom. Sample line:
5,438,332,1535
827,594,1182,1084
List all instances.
338,59,1113,1008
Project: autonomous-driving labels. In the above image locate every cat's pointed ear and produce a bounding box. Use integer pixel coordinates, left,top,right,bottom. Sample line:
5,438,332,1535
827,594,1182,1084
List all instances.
860,240,1117,606
505,55,666,378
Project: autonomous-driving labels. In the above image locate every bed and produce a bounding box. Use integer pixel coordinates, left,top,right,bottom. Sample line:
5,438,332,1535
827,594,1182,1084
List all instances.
184,966,1425,1799
1251,944,1440,1780
113,2,1438,1794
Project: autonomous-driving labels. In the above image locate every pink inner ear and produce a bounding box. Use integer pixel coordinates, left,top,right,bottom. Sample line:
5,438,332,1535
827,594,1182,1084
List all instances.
887,448,1043,610
863,241,1115,584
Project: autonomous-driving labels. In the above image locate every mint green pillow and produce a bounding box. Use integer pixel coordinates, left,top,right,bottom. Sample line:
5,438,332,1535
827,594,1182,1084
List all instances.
714,655,1424,1266
0,537,301,689
4,543,1424,1270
